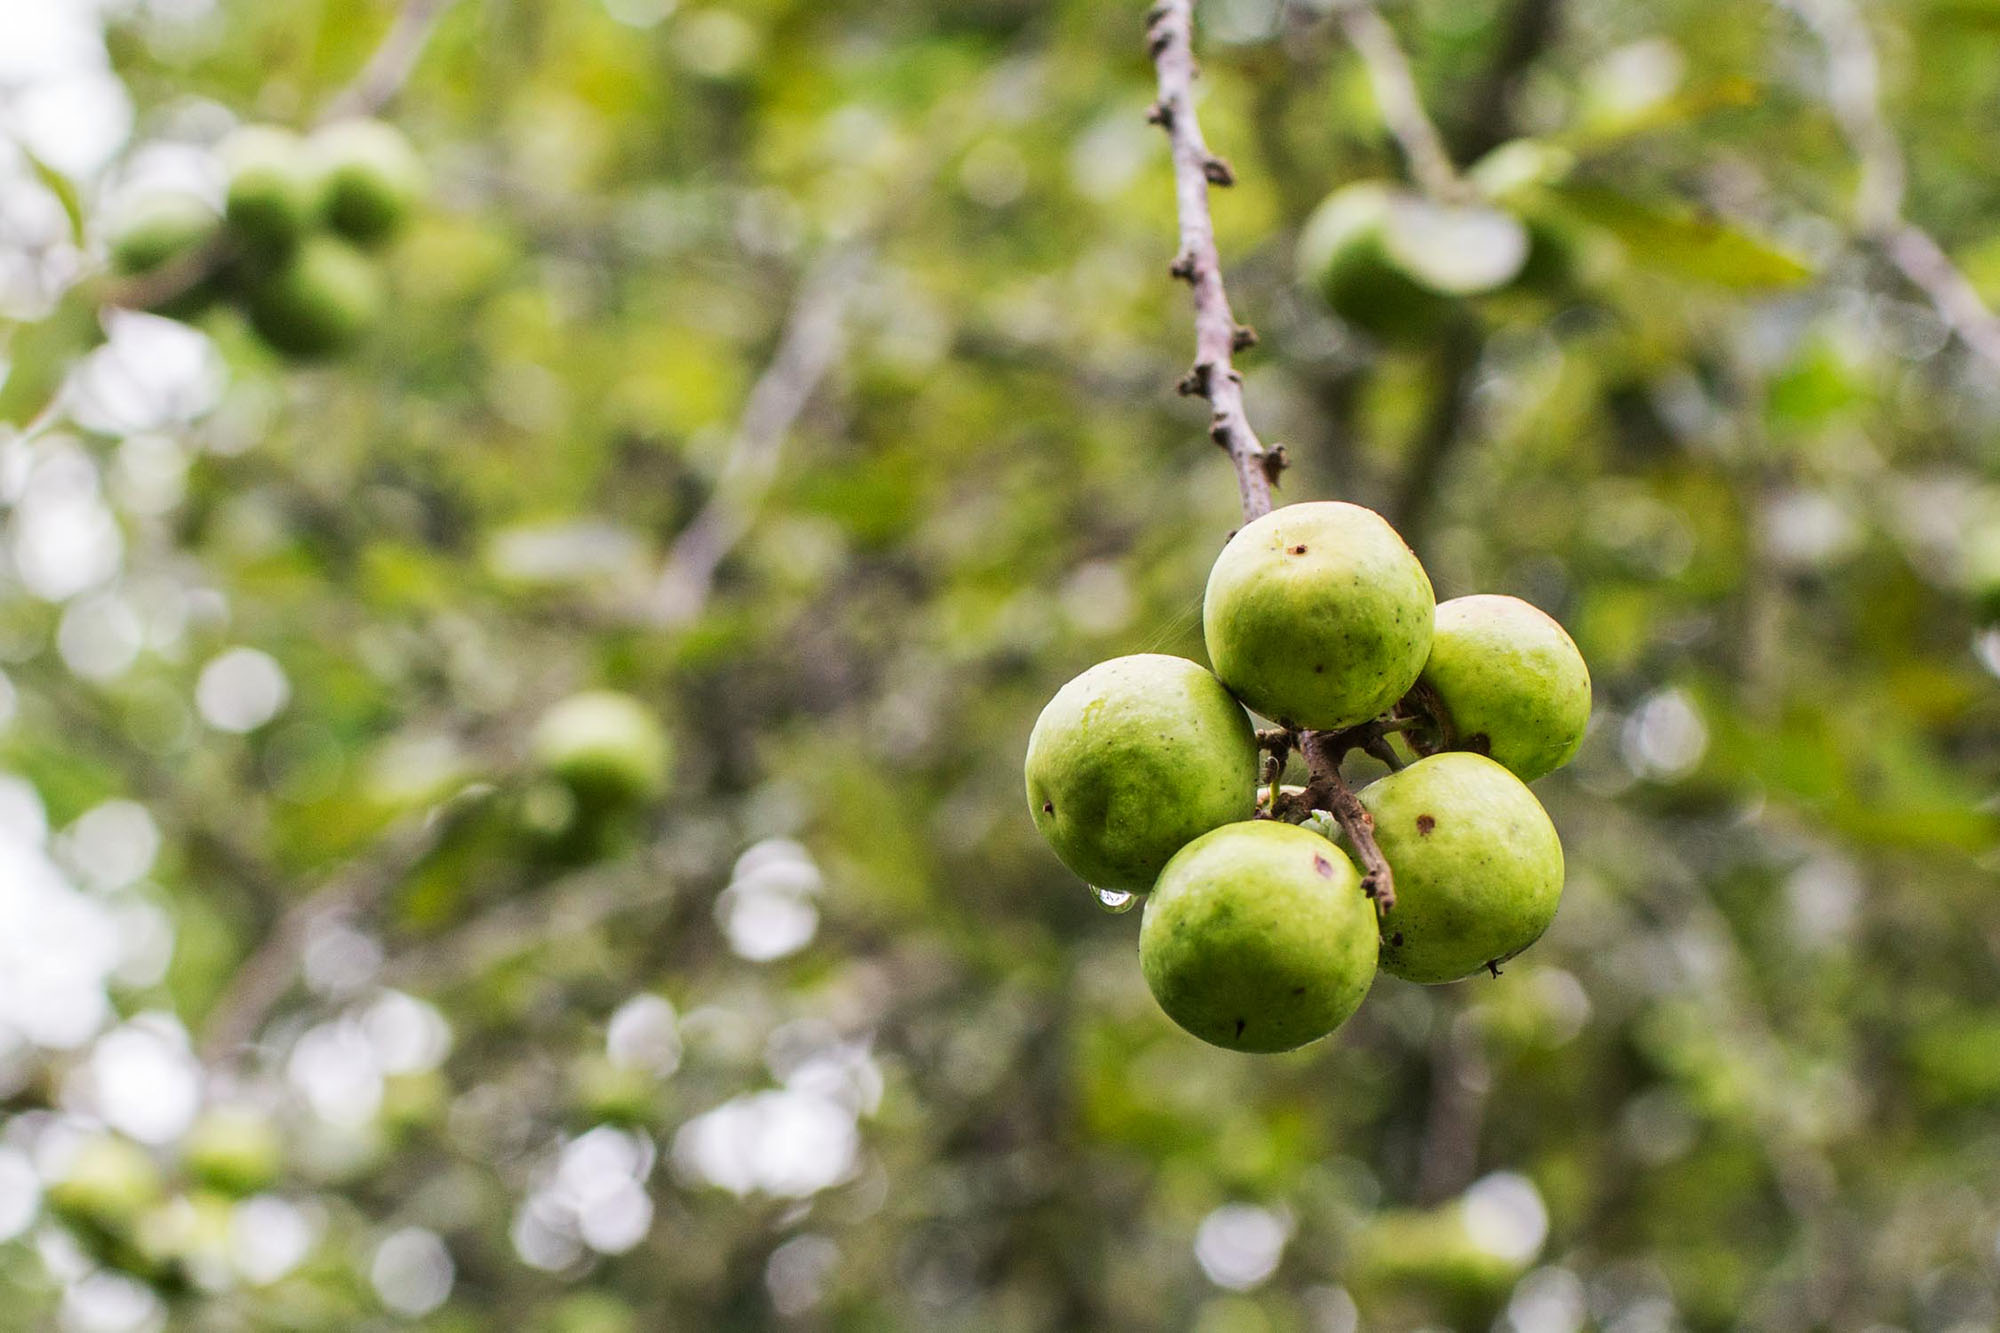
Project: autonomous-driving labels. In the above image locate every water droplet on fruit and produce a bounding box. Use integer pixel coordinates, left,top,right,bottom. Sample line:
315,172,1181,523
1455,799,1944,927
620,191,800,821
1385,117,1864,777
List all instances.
1089,886,1137,914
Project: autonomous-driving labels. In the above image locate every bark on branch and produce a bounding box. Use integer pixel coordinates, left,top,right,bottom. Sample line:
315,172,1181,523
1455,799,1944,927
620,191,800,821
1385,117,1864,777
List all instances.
1146,0,1281,521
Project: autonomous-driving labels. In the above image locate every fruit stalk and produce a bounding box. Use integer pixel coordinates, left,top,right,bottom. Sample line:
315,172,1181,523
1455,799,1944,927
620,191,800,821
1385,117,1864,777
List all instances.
1144,0,1281,521
1301,729,1396,912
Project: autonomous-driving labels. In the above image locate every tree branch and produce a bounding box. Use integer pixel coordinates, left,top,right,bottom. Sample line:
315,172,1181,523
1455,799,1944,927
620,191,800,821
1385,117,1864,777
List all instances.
647,247,864,627
1146,0,1281,522
1449,0,1562,164
320,0,461,125
1332,0,1463,201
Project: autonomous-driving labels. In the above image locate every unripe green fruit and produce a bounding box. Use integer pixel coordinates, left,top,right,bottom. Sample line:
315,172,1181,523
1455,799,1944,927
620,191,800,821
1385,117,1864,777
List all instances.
1140,820,1377,1052
311,119,426,248
1204,502,1435,731
531,690,673,807
1297,183,1457,340
244,234,384,357
222,126,318,256
1416,594,1591,781
47,1135,165,1233
180,1106,282,1197
109,195,222,318
111,195,219,277
1024,654,1259,893
1360,752,1564,984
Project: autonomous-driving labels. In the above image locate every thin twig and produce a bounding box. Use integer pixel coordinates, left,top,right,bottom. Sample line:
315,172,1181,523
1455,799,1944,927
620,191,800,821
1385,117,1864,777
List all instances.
380,859,669,990
1776,0,2000,372
320,0,461,125
1146,0,1281,520
1333,0,1463,201
647,248,864,627
198,799,468,1062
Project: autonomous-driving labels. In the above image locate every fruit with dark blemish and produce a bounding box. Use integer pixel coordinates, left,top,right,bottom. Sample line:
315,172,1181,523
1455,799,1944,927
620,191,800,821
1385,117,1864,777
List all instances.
1204,502,1435,730
1354,752,1563,983
1411,594,1591,781
1025,654,1259,892
1139,820,1378,1051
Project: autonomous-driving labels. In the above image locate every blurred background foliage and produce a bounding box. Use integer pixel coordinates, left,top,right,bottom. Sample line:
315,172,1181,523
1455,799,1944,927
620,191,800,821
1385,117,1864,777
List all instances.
0,0,1996,1328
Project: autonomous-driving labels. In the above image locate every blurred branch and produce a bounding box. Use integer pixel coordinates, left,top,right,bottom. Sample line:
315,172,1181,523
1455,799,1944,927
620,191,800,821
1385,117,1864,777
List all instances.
1777,0,2000,372
1390,314,1482,554
1450,0,1563,164
646,248,865,628
1414,1008,1490,1203
380,858,669,991
1332,0,1464,201
198,798,471,1063
1145,0,1282,522
320,0,461,124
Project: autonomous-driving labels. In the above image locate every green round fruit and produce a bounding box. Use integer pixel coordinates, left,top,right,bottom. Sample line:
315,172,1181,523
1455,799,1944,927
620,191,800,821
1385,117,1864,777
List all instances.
47,1135,165,1233
531,690,673,807
180,1106,282,1197
1297,183,1457,341
244,234,384,357
110,194,219,277
223,125,318,256
1360,752,1564,984
1203,502,1435,731
1140,820,1378,1052
1024,654,1259,893
1415,594,1591,782
109,195,223,317
311,119,426,247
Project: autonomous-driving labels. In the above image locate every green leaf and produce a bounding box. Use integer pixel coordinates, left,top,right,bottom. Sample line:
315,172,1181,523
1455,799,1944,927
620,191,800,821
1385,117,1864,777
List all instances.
0,291,105,426
1549,185,1814,288
22,149,85,245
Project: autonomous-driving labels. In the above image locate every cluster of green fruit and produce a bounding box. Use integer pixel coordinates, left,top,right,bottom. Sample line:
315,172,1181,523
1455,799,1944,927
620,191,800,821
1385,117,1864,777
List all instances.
110,118,426,357
1024,501,1591,1053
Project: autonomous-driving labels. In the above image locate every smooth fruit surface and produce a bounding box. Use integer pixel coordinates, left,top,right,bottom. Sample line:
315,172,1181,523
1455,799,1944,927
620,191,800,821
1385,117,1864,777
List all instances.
1297,182,1455,340
244,234,383,357
1024,654,1258,893
1204,502,1435,730
531,690,672,806
223,126,318,254
1361,752,1564,983
110,195,218,277
1417,594,1591,781
312,119,425,247
1140,820,1377,1052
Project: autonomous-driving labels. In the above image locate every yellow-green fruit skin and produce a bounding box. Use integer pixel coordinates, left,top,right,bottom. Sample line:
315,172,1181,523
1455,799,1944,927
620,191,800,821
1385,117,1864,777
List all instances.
1024,654,1258,893
245,234,383,357
1363,752,1564,984
1418,594,1591,781
531,690,672,807
312,119,426,248
1204,502,1435,730
1140,821,1377,1052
